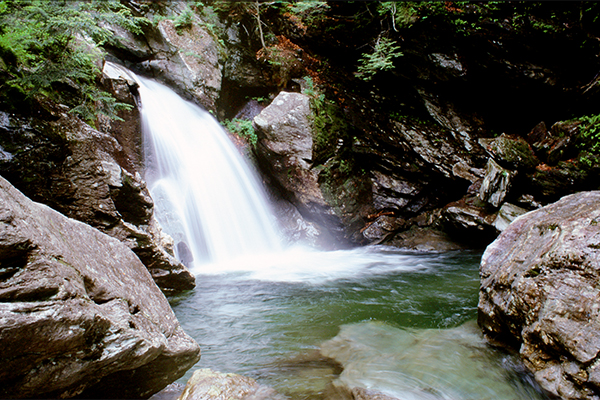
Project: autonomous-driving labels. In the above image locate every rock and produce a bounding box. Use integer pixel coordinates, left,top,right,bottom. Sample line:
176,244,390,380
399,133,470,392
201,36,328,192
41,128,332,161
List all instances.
530,120,581,165
390,119,474,179
479,158,516,207
441,196,498,245
0,96,195,294
480,133,539,170
254,92,321,206
385,226,468,252
320,321,544,400
492,202,529,232
0,176,200,398
478,191,600,399
104,2,224,112
371,170,422,210
177,369,287,400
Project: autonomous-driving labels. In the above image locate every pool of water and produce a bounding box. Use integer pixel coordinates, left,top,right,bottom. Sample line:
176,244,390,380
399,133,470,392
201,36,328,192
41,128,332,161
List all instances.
169,246,547,399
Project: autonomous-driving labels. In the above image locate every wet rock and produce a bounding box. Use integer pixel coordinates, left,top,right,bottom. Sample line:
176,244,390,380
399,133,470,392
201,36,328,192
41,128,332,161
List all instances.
480,133,539,170
441,196,498,245
530,121,581,165
0,176,200,399
390,119,475,179
478,191,600,399
320,321,544,400
178,369,287,400
371,171,422,210
105,2,224,112
254,92,322,207
479,158,516,207
492,202,529,232
0,99,195,294
385,226,468,252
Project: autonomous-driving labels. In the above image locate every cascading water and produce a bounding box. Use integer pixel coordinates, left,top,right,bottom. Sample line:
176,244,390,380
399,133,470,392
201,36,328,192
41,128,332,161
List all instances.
132,72,282,270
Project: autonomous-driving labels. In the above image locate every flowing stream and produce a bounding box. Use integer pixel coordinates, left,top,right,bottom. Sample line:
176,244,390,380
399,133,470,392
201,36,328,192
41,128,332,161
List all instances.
117,65,550,400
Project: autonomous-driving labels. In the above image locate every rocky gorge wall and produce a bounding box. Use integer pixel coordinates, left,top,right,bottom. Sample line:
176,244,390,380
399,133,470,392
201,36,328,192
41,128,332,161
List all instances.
1,1,600,398
96,1,600,252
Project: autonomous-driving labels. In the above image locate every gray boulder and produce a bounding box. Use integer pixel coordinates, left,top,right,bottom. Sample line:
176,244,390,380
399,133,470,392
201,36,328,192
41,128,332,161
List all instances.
478,191,600,399
479,158,516,208
254,91,324,209
0,176,200,398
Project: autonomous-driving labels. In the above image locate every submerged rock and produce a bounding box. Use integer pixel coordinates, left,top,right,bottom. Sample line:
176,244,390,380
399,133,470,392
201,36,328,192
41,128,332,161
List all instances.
320,321,545,400
177,368,287,400
0,176,200,398
478,191,600,399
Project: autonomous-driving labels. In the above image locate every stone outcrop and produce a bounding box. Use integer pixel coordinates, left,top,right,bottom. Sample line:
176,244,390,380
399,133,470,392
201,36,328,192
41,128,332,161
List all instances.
105,1,224,113
478,191,600,399
0,176,200,398
0,96,195,294
254,91,349,243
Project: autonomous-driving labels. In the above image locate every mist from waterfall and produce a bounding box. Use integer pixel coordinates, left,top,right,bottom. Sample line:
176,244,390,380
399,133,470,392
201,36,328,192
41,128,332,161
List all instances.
133,73,282,271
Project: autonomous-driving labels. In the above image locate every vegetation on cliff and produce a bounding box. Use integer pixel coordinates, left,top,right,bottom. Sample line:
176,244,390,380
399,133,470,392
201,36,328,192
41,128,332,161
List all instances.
0,0,146,122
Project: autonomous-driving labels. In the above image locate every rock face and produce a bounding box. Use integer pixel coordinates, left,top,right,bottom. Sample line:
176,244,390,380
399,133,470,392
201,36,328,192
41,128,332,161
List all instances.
0,176,201,398
105,1,224,113
254,91,348,243
0,95,195,294
478,191,600,399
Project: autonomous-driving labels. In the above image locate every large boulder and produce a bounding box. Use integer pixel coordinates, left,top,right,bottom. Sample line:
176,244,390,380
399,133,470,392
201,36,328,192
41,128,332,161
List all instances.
0,176,200,398
0,96,195,294
254,91,323,209
478,191,600,399
254,92,346,241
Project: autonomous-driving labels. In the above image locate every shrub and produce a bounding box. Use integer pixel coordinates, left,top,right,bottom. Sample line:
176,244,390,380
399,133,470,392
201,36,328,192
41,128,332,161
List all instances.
0,0,148,122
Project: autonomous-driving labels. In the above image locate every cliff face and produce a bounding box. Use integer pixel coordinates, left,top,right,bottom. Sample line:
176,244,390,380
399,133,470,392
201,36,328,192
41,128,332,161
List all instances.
201,1,600,249
2,1,599,257
3,2,600,253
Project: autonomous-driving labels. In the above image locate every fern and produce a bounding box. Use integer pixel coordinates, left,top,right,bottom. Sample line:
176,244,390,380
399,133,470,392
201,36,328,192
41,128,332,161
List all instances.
356,36,403,81
0,0,148,122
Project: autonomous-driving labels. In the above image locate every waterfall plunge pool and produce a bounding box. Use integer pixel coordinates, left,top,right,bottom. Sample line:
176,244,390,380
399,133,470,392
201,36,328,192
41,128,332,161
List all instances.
169,246,549,400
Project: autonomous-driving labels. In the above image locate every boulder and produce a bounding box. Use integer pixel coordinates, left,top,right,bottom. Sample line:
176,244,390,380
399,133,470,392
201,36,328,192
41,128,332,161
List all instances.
0,176,200,398
441,196,498,245
177,369,286,400
479,158,516,207
478,191,600,399
254,92,322,207
492,202,529,232
480,133,539,170
0,98,195,294
320,321,544,400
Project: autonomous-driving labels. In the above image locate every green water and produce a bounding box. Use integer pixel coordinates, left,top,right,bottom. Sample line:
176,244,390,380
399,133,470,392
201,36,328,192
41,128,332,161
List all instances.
169,246,547,399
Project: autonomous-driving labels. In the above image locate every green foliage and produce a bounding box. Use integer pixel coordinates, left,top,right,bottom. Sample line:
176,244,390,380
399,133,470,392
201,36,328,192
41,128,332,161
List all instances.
174,5,194,31
0,0,147,122
222,118,257,145
356,36,402,81
301,76,349,166
378,2,419,30
577,114,600,166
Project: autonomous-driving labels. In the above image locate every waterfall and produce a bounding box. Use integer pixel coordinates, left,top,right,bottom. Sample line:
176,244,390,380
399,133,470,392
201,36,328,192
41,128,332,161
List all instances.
105,63,282,271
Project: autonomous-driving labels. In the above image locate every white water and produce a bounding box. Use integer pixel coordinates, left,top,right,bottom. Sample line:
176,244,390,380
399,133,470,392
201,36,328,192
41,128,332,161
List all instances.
131,73,282,270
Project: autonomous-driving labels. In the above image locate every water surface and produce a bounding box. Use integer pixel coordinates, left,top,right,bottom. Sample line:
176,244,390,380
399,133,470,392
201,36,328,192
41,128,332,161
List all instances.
170,246,547,399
